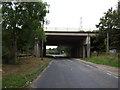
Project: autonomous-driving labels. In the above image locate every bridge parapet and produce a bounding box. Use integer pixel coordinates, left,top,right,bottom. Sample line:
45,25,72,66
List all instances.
45,31,96,37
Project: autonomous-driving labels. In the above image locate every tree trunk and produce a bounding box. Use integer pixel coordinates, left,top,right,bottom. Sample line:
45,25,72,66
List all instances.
13,35,17,63
41,40,43,60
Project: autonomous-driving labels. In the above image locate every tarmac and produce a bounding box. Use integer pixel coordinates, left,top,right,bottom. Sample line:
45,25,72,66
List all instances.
73,58,119,77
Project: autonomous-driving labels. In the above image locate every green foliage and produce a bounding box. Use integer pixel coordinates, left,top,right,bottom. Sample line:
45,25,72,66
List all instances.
2,30,15,63
94,1,120,53
2,58,51,88
2,1,49,63
36,27,47,42
85,52,119,67
57,46,71,56
46,48,59,55
83,57,120,67
3,74,26,88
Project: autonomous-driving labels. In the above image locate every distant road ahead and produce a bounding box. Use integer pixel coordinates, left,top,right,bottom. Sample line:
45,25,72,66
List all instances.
31,59,118,88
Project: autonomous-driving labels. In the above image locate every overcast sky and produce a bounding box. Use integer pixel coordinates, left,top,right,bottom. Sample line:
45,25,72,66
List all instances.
43,0,118,31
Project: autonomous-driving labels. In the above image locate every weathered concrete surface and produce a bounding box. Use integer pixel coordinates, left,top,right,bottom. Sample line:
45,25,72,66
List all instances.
45,31,96,36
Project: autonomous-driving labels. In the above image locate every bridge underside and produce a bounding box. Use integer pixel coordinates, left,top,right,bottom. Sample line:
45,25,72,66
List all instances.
45,35,90,58
34,32,93,58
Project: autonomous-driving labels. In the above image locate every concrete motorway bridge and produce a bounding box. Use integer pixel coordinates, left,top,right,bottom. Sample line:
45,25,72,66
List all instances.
34,31,96,58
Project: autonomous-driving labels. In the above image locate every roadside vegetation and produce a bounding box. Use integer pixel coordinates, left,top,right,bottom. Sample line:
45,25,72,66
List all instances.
83,53,120,67
84,1,120,67
46,46,71,57
2,1,49,64
1,0,120,88
2,57,52,88
2,1,50,88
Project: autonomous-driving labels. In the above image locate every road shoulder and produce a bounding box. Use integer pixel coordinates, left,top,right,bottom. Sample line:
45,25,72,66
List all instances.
30,60,53,88
73,58,119,77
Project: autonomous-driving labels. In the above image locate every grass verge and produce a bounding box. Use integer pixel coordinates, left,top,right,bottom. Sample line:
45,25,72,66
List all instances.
82,58,120,67
2,57,52,88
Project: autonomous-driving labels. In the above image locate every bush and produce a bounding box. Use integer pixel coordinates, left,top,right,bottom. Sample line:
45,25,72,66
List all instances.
2,47,14,64
92,51,98,56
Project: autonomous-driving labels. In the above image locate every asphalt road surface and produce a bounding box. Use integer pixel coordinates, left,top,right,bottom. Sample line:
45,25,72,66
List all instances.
31,59,119,88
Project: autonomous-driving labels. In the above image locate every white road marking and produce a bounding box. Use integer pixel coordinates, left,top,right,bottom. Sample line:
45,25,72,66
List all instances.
106,71,118,78
107,73,112,76
86,65,94,68
114,76,118,78
107,71,113,74
86,64,91,66
76,59,119,79
69,60,73,62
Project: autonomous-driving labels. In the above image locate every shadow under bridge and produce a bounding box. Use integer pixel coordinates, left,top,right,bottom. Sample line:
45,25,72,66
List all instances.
34,31,96,58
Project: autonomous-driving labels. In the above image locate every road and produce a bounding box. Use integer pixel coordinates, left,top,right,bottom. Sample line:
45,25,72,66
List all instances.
31,58,118,88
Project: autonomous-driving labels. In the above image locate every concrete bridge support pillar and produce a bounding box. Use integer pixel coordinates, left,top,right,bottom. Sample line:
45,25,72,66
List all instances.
34,42,41,57
87,44,90,58
83,45,85,58
34,41,46,58
87,35,91,58
83,35,91,58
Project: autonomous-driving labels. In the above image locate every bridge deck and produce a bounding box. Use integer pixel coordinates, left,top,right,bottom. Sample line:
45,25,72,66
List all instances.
45,31,97,36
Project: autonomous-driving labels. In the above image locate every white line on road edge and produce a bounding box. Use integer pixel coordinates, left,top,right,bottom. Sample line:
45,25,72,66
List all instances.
107,71,117,75
69,60,73,62
74,59,119,79
86,65,94,68
114,76,118,78
106,73,118,79
106,71,119,78
107,73,112,76
107,71,113,74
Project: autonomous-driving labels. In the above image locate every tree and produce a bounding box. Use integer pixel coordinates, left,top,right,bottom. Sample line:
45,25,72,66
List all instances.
2,1,49,63
57,46,71,56
95,1,120,53
36,27,47,60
